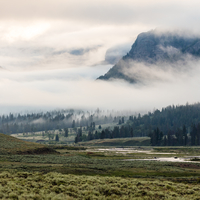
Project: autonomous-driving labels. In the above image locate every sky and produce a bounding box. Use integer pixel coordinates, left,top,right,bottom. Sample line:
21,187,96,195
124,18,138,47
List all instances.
1,0,200,114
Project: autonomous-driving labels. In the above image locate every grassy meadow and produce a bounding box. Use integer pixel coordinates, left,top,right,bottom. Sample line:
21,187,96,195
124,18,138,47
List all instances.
11,129,77,144
10,122,121,145
1,171,200,200
78,137,150,146
1,133,200,199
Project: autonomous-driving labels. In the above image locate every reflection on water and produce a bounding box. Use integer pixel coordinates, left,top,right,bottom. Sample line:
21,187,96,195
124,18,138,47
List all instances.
87,148,200,163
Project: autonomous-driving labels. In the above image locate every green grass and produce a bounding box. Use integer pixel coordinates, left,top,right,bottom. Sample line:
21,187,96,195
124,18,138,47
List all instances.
79,137,150,146
1,137,200,199
0,133,57,155
0,171,200,199
1,152,200,179
11,129,77,144
10,123,121,145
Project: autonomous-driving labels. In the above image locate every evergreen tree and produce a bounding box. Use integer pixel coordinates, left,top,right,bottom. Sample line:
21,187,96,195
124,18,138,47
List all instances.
88,131,94,140
94,131,99,139
130,127,134,137
163,135,167,146
64,128,68,137
78,127,82,137
92,122,95,130
100,130,105,139
72,120,75,128
167,131,173,146
129,116,133,121
113,126,120,138
55,134,59,141
196,123,200,145
150,127,163,146
75,136,78,143
120,126,125,138
105,128,111,138
190,124,197,146
175,128,183,146
182,125,187,146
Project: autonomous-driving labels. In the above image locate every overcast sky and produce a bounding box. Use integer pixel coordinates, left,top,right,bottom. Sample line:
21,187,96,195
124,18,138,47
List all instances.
1,0,200,113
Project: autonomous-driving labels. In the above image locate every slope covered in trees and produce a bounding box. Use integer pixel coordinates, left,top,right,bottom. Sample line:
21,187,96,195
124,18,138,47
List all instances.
124,103,200,137
2,102,200,147
75,103,200,146
0,109,126,135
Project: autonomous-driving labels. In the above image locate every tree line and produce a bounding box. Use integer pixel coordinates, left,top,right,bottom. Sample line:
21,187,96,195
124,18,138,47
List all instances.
149,122,200,146
75,125,134,143
0,109,126,135
74,103,200,146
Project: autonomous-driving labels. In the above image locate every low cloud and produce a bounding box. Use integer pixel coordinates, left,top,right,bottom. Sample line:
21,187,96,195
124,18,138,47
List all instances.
0,1,200,114
104,43,132,64
120,55,197,85
0,56,200,114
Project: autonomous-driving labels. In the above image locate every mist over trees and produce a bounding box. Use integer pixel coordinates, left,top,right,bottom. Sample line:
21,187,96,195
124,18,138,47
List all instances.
74,103,200,145
2,103,200,146
0,109,128,135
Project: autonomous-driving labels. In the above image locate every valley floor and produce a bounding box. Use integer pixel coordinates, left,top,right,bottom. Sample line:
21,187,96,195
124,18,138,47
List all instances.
1,146,200,199
1,171,200,200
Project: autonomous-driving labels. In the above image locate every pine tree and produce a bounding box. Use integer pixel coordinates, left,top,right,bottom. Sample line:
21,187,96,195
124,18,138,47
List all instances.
94,130,99,139
92,122,95,130
182,125,187,146
150,127,163,146
75,136,78,143
191,124,197,146
130,127,134,137
88,131,94,140
72,120,75,128
113,126,120,138
55,134,59,141
175,128,183,146
100,130,105,139
196,123,200,145
64,128,68,137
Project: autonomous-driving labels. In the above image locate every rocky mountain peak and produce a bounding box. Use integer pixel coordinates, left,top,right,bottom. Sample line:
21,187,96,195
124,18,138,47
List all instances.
97,30,200,83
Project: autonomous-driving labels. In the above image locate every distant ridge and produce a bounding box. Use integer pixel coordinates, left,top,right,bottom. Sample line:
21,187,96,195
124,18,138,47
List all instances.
97,29,200,83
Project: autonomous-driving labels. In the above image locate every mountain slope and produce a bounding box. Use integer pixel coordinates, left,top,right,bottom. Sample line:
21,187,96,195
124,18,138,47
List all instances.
97,30,200,82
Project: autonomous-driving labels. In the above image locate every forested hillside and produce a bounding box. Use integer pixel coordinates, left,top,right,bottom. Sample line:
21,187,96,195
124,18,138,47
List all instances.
0,109,126,135
127,103,200,136
2,102,200,147
76,103,200,146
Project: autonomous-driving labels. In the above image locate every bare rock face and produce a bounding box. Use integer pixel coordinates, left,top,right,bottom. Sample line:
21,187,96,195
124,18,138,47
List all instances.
97,30,200,83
